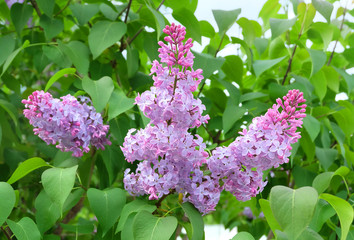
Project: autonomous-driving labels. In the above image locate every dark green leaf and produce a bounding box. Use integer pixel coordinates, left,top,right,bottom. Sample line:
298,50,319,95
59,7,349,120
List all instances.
59,41,90,74
172,8,201,44
10,3,33,34
108,88,135,121
35,190,61,234
36,0,55,16
70,3,99,25
309,199,336,232
0,182,16,227
0,35,15,66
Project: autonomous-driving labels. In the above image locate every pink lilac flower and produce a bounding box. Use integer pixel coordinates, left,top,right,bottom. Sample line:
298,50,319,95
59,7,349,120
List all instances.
122,24,306,215
22,90,111,157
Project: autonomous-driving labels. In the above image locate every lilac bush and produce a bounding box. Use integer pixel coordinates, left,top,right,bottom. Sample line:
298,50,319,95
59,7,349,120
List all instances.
121,24,307,214
22,90,111,157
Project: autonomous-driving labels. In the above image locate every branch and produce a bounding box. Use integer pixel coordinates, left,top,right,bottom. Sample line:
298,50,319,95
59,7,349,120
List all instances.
327,7,347,66
282,4,308,85
124,0,133,23
1,226,12,240
54,0,72,17
29,0,41,17
214,33,225,58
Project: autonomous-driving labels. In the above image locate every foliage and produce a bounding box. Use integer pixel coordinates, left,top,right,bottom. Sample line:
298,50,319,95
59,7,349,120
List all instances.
0,0,353,239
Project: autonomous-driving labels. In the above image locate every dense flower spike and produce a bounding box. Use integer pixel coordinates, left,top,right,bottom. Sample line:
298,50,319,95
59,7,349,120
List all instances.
22,90,111,157
122,24,306,214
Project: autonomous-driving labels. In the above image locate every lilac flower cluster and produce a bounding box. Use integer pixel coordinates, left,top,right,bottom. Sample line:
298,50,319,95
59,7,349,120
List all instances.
122,24,306,214
22,91,111,157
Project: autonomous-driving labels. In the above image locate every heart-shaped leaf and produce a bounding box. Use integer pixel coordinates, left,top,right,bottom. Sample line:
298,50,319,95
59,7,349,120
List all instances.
7,217,41,240
87,188,126,236
0,182,16,227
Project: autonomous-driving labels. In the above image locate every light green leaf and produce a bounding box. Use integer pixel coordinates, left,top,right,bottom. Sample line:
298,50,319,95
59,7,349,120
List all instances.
36,0,55,16
181,202,204,240
59,41,90,74
333,67,354,94
308,49,327,77
231,37,253,69
270,186,318,239
133,211,178,240
7,218,40,240
192,51,225,78
200,20,215,38
253,56,286,77
312,0,333,23
223,102,246,133
41,165,78,213
320,193,354,240
303,115,320,141
322,66,339,92
315,147,338,171
221,55,243,83
259,199,281,236
258,0,281,27
45,68,76,92
309,199,336,232
10,3,33,34
172,8,201,44
212,9,241,35
311,23,334,51
70,3,99,25
116,199,156,233
82,76,114,113
35,190,61,235
127,45,139,78
146,5,165,40
237,18,262,46
87,188,126,236
108,89,135,121
7,157,49,184
269,17,297,39
231,232,255,240
0,35,15,66
312,166,350,193
0,182,16,227
297,227,324,240
39,15,64,40
99,3,118,21
1,40,30,77
88,21,127,59
298,3,316,32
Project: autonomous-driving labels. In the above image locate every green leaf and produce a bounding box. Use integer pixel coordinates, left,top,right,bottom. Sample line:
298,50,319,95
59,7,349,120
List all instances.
0,99,19,126
87,188,126,236
200,20,215,38
7,157,49,184
172,8,201,44
1,40,30,77
333,101,354,137
312,166,350,193
0,182,16,227
221,55,243,83
298,3,316,32
10,3,33,34
297,227,324,240
7,217,41,240
59,41,90,74
192,51,225,78
45,68,76,92
315,147,338,171
88,21,127,59
307,49,327,77
181,202,204,240
116,199,156,233
312,0,333,23
231,232,255,240
36,0,55,16
320,193,354,240
39,15,64,40
127,46,139,78
41,165,78,213
212,9,241,35
99,3,118,21
253,56,286,77
70,3,99,25
146,5,165,40
223,103,246,133
35,190,61,234
322,66,339,93
231,37,253,69
0,35,15,66
82,76,114,113
269,17,297,39
333,67,354,94
133,211,178,240
310,23,334,51
259,199,281,236
258,0,281,27
309,199,336,232
303,115,320,141
269,186,318,239
42,45,72,68
108,89,135,121
237,18,262,46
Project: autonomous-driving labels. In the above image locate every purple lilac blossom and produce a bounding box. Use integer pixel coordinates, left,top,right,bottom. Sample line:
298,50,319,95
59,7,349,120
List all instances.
122,24,307,215
22,90,111,157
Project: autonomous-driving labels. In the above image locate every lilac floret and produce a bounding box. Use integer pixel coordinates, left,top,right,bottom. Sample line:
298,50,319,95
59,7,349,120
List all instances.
22,90,111,157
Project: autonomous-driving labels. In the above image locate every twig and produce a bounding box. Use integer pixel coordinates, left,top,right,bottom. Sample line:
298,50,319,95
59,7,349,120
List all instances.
156,0,165,11
124,0,133,23
29,0,41,17
327,6,347,66
282,4,308,85
1,226,12,240
214,33,225,58
54,0,72,17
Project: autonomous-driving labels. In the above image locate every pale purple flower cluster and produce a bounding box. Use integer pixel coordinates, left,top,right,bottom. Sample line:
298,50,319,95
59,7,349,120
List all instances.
122,24,306,214
22,90,111,157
